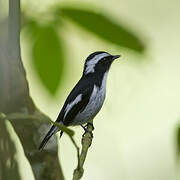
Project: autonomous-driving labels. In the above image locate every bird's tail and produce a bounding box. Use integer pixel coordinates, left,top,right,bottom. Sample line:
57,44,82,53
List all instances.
39,125,58,151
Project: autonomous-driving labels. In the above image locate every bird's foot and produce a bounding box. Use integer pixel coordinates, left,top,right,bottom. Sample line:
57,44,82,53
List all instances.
81,123,94,138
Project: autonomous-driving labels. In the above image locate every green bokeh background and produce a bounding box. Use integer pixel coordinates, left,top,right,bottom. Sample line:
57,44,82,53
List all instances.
2,0,180,179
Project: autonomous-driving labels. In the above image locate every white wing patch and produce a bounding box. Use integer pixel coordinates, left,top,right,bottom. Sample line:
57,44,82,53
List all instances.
64,94,82,119
85,53,109,74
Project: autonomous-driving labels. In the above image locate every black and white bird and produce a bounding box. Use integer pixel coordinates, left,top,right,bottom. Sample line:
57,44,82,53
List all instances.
39,51,120,150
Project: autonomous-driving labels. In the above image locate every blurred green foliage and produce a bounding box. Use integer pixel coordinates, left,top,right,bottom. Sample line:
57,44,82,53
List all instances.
58,7,145,52
32,24,64,94
23,4,146,95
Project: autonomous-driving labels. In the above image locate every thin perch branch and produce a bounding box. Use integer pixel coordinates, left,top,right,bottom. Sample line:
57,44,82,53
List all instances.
73,120,94,180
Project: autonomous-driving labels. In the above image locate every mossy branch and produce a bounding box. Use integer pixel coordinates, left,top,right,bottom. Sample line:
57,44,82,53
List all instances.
6,112,74,137
6,112,94,180
73,120,94,180
0,0,65,179
48,117,94,180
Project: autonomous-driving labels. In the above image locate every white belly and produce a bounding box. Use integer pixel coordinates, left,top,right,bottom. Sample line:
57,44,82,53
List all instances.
72,85,106,125
71,72,108,125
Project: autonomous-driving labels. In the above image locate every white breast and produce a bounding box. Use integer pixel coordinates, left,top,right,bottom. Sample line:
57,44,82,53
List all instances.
71,72,108,125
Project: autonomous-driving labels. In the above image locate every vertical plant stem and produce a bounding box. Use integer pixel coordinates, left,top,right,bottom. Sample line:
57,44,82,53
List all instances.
8,0,21,59
7,0,34,113
2,1,65,179
73,120,94,180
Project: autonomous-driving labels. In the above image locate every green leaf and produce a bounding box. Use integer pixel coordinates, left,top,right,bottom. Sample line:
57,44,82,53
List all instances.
0,113,22,180
32,24,64,95
22,19,39,39
58,7,145,52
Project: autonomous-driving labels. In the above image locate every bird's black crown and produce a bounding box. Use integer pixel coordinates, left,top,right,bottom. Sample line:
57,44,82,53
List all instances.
83,51,120,75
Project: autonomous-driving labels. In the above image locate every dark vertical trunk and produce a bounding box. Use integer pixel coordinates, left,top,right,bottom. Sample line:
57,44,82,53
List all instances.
0,0,65,179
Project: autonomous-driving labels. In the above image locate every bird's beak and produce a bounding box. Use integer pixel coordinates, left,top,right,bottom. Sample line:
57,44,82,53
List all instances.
112,55,121,60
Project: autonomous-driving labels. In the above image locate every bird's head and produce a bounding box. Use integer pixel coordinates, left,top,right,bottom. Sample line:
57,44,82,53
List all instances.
83,51,120,76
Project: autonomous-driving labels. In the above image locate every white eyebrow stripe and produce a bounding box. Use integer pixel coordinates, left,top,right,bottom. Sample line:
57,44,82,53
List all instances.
85,53,109,74
64,94,82,119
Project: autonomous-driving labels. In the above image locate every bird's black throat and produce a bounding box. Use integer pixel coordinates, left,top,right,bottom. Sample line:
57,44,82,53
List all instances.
82,70,108,88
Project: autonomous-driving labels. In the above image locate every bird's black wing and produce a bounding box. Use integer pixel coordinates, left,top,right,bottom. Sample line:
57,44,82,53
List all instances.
56,77,93,126
39,78,93,151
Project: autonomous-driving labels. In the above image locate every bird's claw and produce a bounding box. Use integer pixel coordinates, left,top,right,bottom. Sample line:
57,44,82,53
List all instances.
81,123,94,138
